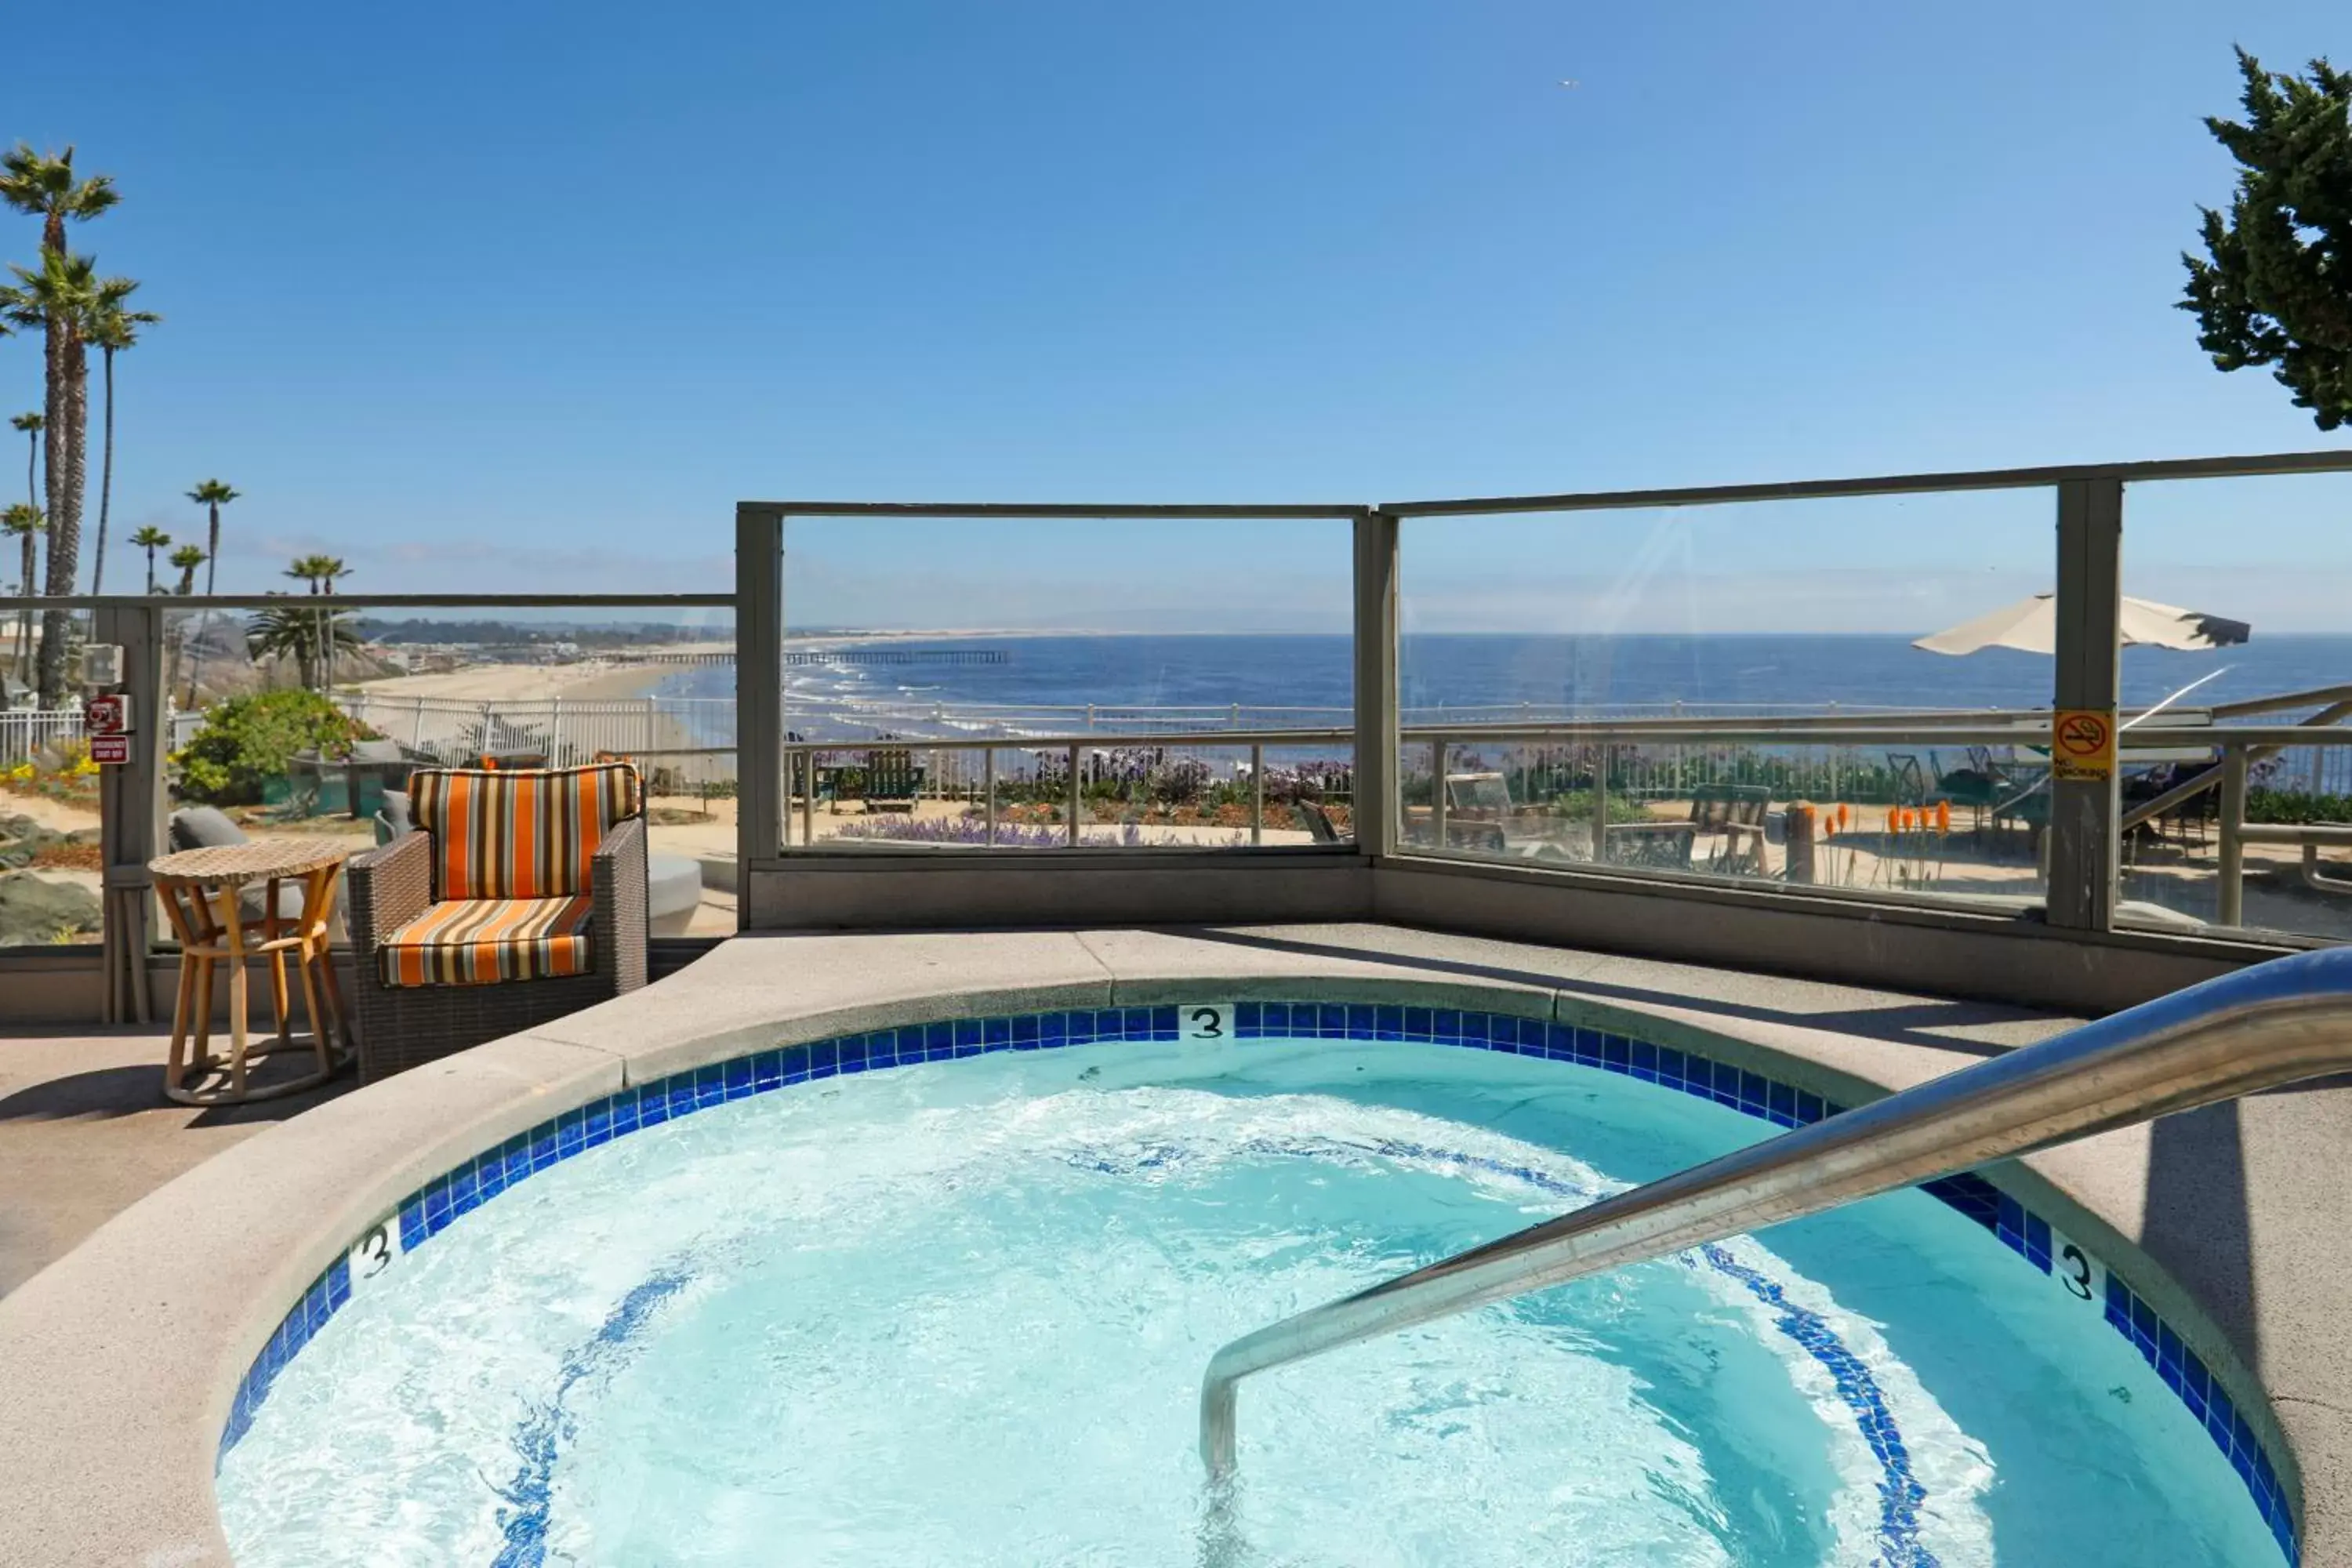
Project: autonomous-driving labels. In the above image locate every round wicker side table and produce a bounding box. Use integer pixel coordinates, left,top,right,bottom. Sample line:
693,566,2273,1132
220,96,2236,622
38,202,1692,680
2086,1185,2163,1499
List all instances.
148,840,354,1105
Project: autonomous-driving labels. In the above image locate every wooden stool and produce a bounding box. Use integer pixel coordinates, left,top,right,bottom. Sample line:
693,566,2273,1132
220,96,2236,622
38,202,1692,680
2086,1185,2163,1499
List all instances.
149,840,354,1105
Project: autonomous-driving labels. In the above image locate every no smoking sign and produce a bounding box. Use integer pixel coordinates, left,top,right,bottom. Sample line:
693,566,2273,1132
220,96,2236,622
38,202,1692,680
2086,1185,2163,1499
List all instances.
2052,709,2116,782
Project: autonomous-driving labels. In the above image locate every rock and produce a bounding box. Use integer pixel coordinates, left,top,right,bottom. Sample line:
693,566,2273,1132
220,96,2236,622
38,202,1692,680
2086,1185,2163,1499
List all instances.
0,812,74,870
0,870,102,945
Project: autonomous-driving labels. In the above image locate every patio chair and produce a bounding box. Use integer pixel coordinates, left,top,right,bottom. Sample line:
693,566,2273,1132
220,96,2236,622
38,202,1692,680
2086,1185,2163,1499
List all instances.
1298,800,1345,844
346,761,648,1081
1606,784,1771,875
862,747,924,813
375,783,703,935
372,788,412,847
1430,771,1555,855
1887,753,1929,807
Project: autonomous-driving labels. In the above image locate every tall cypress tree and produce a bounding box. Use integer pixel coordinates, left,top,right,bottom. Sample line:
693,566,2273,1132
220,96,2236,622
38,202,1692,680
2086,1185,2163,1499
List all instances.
2181,49,2352,430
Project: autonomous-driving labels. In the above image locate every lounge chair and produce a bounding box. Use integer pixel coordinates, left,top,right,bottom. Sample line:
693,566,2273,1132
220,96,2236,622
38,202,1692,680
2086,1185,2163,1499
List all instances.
1436,771,1572,858
346,762,648,1080
1606,785,1772,876
830,747,925,814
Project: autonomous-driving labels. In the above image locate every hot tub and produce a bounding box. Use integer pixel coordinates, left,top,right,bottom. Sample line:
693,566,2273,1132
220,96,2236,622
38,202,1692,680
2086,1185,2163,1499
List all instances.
212,1001,2295,1566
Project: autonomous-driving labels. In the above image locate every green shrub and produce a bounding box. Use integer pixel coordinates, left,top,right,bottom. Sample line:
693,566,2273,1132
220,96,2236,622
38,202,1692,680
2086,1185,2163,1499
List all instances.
174,691,376,805
2247,789,2352,826
1547,789,1653,824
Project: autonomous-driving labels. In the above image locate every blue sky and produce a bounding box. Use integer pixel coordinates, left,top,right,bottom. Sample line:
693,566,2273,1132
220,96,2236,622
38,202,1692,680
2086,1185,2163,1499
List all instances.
11,1,2350,629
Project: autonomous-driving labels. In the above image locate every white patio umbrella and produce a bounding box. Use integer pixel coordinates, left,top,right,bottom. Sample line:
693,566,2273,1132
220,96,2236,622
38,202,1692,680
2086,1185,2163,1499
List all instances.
1913,593,2250,656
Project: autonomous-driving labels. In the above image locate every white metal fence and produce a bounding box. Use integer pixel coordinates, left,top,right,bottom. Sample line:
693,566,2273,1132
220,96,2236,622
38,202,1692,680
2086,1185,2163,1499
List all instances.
0,708,82,767
337,693,738,790
324,690,2352,809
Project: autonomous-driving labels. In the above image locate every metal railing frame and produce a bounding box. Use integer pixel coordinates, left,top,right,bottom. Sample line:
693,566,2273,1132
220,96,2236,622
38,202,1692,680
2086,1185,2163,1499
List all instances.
15,451,2352,1008
760,718,2351,930
739,450,2352,940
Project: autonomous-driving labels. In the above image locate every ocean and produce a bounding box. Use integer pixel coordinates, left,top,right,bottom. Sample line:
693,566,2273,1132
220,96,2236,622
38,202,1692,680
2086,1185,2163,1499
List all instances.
658,633,2352,739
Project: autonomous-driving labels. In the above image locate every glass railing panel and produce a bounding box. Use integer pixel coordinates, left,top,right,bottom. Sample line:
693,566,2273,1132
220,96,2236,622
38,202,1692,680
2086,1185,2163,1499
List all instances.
2114,471,2352,942
1,608,101,950
776,512,1355,851
1396,488,2058,913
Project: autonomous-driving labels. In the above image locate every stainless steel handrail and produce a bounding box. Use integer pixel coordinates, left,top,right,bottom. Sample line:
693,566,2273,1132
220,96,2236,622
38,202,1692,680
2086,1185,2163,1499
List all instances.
1199,946,2352,1478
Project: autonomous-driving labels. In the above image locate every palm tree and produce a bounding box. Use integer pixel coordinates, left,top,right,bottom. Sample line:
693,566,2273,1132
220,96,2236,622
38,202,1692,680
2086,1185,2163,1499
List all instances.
168,543,207,702
9,412,38,508
0,147,117,706
281,554,350,691
315,555,350,689
129,524,169,593
0,145,118,256
246,600,358,693
2,503,38,684
0,249,100,706
187,479,237,596
183,479,239,701
85,278,156,595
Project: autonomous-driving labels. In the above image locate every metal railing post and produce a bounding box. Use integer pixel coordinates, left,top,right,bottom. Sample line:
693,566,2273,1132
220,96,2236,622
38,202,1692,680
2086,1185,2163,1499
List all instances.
2219,745,2249,927
802,749,817,847
1067,743,1082,846
735,505,783,887
1352,508,1401,857
95,602,165,1025
2046,477,2124,929
1590,744,1610,864
780,746,795,846
1250,743,1264,847
1827,704,1839,800
1431,737,1448,847
984,748,997,846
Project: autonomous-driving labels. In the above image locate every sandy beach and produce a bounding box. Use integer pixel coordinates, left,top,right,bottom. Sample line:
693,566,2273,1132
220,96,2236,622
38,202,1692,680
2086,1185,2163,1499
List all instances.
350,656,692,704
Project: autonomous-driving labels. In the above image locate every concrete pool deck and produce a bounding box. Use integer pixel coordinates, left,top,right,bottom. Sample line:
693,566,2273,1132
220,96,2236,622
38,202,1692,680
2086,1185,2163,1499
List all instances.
0,1025,353,1296
2,924,2347,1564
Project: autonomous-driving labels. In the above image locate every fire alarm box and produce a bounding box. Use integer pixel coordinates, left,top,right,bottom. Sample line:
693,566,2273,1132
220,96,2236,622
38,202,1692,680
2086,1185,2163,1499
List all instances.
85,694,127,735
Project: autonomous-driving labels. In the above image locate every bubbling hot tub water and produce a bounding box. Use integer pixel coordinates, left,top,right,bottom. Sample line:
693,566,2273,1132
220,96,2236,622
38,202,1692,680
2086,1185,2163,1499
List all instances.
217,1033,2283,1566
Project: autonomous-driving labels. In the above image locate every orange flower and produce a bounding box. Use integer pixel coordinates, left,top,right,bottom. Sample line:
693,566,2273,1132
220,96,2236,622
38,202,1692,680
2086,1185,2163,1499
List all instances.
1936,800,1952,835
1837,802,1851,829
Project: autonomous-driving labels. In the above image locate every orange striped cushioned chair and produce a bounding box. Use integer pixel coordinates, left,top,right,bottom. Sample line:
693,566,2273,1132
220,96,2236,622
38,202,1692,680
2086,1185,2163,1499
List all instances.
345,762,649,1080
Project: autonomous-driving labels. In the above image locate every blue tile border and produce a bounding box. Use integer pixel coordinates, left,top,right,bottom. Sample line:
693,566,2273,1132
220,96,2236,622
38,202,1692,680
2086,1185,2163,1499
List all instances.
216,1000,2299,1563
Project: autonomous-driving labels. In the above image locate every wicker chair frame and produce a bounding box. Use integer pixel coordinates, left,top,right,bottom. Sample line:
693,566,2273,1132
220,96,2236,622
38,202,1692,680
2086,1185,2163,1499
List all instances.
346,814,647,1081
